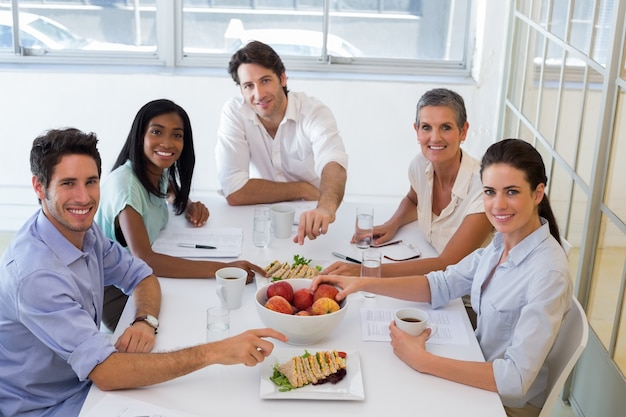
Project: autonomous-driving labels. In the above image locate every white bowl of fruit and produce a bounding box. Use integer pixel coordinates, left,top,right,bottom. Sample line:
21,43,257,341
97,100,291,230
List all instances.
254,278,348,345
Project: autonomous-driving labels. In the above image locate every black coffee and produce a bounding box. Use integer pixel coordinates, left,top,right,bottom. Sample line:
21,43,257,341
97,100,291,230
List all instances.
400,317,422,323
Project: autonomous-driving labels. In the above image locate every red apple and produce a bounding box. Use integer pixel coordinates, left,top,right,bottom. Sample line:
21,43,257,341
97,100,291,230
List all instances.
293,288,314,311
311,297,340,315
295,310,311,316
265,295,293,315
266,281,294,303
313,284,339,302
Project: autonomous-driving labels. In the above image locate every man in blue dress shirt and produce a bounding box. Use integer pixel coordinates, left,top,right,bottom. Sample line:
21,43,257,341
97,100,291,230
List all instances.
0,128,285,416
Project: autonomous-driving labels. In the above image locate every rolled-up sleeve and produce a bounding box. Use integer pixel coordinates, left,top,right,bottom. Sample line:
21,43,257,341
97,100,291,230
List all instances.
426,251,480,308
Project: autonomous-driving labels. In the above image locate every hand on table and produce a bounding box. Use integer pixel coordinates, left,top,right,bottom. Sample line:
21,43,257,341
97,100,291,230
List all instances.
370,222,399,246
389,320,432,373
293,207,335,244
185,201,210,227
224,260,265,284
114,323,156,353
209,328,288,367
322,261,360,277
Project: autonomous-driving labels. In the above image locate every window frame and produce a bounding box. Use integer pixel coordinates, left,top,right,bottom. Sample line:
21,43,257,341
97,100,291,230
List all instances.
0,0,475,79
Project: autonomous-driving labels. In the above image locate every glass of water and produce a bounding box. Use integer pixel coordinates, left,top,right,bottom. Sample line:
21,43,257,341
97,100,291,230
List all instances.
361,249,382,298
253,207,271,248
206,306,230,342
355,207,374,249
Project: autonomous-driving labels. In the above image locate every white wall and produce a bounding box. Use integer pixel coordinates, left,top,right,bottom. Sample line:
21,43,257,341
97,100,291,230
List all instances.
0,0,507,230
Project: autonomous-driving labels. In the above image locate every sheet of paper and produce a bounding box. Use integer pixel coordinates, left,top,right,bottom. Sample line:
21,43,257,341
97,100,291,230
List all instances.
360,307,470,345
151,228,243,258
378,241,421,261
82,393,201,417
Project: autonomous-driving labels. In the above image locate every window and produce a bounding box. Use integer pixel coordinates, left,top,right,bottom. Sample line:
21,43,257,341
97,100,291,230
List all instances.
531,0,614,82
0,0,471,77
504,0,626,383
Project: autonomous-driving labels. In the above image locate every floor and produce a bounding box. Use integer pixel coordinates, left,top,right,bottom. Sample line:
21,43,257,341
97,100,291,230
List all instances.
0,230,577,417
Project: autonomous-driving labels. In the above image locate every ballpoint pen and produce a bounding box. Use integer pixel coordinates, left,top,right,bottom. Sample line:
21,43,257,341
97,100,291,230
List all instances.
177,243,217,249
331,251,362,264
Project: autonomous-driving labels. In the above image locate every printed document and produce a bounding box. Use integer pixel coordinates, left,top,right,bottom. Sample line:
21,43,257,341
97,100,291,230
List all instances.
360,307,470,345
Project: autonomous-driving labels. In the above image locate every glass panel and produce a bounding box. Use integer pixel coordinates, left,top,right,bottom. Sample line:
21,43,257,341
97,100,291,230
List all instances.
548,0,569,41
622,41,626,79
2,1,155,53
519,119,535,143
615,263,626,373
590,0,614,66
0,4,12,51
502,109,520,139
575,66,603,186
516,0,532,17
328,0,423,59
569,0,594,55
604,87,626,219
186,3,328,57
537,40,564,146
508,18,530,109
554,52,585,168
523,30,544,125
530,0,547,21
182,0,469,61
588,216,624,351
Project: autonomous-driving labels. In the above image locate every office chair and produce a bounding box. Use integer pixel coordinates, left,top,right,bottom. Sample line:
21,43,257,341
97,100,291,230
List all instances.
538,297,589,417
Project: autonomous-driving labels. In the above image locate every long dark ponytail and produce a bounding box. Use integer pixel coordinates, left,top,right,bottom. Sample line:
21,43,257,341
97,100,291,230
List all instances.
480,139,562,245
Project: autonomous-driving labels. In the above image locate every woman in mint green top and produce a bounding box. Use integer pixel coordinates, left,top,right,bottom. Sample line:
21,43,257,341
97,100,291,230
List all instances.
97,159,169,245
96,99,264,330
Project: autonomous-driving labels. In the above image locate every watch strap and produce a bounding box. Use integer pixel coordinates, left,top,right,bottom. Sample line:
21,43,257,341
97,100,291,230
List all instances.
131,315,158,334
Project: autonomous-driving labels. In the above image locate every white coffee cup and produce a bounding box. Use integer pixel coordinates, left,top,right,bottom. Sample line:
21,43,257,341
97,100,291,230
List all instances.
215,267,247,310
270,203,295,239
395,308,437,337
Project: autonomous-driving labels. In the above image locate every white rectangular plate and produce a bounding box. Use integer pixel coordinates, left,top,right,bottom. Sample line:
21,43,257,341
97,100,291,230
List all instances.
259,349,364,400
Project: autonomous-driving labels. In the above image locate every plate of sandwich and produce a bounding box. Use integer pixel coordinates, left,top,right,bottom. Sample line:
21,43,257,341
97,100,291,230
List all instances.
259,349,364,400
257,255,329,288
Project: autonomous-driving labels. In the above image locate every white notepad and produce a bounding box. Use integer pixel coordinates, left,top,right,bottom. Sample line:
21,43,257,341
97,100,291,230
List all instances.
151,228,243,258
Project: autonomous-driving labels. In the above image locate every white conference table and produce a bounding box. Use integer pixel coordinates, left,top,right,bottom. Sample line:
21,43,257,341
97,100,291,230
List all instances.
79,194,506,417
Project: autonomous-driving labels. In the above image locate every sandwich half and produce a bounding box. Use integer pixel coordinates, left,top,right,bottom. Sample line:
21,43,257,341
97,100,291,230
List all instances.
270,350,347,391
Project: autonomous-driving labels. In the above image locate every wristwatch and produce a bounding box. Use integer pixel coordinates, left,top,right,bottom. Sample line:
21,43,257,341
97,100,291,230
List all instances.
131,314,159,334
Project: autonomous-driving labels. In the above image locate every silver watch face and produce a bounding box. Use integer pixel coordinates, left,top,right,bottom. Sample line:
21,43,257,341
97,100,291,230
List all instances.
145,315,159,329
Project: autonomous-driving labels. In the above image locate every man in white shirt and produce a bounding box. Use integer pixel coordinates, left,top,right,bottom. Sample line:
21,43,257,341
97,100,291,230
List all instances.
216,41,349,244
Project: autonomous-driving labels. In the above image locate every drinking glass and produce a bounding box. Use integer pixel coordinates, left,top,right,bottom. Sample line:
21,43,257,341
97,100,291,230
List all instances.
206,306,230,342
355,208,374,249
361,249,381,298
253,207,271,247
